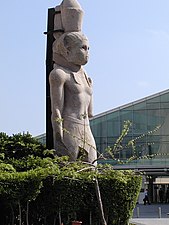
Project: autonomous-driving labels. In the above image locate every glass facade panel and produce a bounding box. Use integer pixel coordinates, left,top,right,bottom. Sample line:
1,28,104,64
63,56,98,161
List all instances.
90,90,169,166
120,110,133,123
160,102,169,109
150,96,160,102
107,112,120,136
161,93,169,102
133,102,146,110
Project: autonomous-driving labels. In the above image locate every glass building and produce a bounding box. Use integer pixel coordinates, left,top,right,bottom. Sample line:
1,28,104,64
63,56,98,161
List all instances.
36,133,46,146
90,89,169,203
90,89,169,168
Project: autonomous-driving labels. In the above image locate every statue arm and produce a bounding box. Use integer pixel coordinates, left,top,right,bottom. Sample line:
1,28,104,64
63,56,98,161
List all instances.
88,96,94,118
49,69,65,141
88,77,94,118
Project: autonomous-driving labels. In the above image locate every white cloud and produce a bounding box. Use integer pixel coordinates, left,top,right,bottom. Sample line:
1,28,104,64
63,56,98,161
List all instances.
146,29,169,41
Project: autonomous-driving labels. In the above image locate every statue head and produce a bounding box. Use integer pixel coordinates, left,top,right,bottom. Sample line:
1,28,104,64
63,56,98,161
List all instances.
53,32,89,66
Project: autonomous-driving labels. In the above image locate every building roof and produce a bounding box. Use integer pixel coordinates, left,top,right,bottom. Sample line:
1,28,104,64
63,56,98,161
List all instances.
92,89,169,120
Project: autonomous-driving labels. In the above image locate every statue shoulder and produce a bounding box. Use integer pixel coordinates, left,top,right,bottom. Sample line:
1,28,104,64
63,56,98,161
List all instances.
49,65,68,84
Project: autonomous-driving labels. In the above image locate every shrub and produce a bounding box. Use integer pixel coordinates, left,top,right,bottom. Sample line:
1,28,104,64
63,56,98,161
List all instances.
0,132,142,225
32,163,142,225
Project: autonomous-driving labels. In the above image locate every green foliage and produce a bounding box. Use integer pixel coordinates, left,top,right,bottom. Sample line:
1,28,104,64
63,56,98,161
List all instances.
0,132,46,164
33,163,141,225
103,121,161,165
0,162,15,172
0,132,142,225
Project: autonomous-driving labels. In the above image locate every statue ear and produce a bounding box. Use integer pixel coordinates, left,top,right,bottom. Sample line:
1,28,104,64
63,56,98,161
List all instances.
63,36,70,47
63,36,71,55
66,46,71,55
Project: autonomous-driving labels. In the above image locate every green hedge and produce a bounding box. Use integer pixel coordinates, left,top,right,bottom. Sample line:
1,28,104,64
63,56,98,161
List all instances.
31,164,142,225
0,161,141,225
0,133,142,225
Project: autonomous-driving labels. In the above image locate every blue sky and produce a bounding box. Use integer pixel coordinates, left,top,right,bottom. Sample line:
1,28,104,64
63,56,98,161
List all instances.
0,0,169,136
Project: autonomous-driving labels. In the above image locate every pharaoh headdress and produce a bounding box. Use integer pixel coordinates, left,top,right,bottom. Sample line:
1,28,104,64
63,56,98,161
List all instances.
53,0,84,42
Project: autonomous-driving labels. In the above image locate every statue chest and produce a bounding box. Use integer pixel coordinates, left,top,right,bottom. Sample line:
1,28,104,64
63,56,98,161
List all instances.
65,72,93,96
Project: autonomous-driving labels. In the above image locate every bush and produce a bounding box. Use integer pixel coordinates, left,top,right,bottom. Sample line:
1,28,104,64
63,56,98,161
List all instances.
0,132,142,225
32,163,142,225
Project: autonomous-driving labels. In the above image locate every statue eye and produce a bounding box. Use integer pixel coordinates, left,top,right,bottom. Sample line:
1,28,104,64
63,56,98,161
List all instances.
82,45,89,51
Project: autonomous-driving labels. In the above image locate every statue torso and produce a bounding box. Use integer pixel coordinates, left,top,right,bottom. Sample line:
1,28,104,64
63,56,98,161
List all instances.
52,64,93,120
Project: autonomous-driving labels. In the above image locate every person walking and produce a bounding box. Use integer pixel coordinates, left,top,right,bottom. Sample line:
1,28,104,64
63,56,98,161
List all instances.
159,187,164,203
143,189,150,205
165,187,169,203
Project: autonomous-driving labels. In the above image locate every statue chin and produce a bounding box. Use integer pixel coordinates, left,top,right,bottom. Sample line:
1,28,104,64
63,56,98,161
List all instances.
68,58,89,66
81,57,89,65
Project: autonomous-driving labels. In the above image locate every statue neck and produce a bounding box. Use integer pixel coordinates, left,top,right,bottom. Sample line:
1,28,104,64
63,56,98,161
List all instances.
53,53,81,72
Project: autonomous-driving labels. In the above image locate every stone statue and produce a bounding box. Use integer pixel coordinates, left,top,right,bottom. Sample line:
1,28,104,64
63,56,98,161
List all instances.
49,0,97,163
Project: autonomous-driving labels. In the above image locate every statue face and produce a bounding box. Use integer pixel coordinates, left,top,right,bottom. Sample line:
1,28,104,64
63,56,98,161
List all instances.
66,38,89,65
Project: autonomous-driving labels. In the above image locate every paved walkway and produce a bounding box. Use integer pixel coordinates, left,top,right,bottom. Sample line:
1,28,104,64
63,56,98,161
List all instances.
130,218,169,225
130,203,169,225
